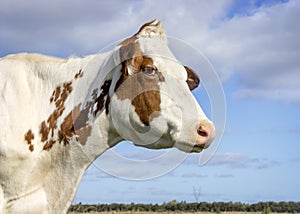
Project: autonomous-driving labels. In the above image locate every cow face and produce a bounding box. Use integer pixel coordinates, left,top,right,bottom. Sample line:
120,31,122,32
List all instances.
109,20,216,153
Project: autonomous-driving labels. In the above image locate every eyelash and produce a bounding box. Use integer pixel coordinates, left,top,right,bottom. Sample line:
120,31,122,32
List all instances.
141,66,157,75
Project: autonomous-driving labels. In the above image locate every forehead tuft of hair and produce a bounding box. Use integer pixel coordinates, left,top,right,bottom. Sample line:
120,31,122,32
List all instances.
136,19,166,38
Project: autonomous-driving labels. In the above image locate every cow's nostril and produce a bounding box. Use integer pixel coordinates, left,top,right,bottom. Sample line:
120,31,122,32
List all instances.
197,126,208,137
195,122,216,148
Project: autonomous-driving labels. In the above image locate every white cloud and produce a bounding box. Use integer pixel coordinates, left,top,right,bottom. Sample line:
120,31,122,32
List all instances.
200,152,280,169
0,0,232,54
1,0,298,103
206,153,259,168
233,88,300,103
181,172,208,178
256,159,280,169
215,173,234,178
0,0,139,55
198,0,300,103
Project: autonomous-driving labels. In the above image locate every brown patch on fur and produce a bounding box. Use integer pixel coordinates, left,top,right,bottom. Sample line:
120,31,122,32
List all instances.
136,19,161,35
116,35,164,125
58,104,92,146
73,103,91,131
76,126,92,145
74,69,84,79
25,65,108,151
24,130,35,152
119,37,143,74
132,90,161,126
24,130,34,144
40,121,49,142
72,79,111,133
58,110,75,146
184,66,200,91
94,80,112,116
41,81,74,150
29,144,34,152
115,70,162,125
43,139,55,150
39,72,110,150
49,81,72,109
41,101,94,150
25,58,114,151
50,86,61,103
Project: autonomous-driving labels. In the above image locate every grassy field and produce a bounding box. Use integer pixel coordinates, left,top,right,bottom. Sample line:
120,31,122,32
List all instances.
68,212,292,214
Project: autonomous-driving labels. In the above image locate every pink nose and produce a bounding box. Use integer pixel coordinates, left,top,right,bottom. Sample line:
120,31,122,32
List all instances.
195,121,216,149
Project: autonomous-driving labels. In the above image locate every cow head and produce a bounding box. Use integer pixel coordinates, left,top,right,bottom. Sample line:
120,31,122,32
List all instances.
109,20,216,153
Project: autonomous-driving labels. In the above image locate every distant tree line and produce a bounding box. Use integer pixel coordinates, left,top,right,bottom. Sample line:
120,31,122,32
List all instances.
68,200,300,213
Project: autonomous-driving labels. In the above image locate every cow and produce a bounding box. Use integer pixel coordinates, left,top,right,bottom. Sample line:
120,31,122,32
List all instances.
0,20,216,213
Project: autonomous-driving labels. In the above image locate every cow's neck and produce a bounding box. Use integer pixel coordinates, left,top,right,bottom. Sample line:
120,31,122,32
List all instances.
36,50,122,212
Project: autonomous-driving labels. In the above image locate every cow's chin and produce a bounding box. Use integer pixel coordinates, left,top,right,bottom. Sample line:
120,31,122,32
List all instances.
133,137,204,154
132,135,174,150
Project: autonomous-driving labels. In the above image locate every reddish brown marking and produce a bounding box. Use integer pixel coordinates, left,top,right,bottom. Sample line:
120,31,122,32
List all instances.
74,69,84,79
136,19,159,34
50,86,61,103
59,110,75,146
94,80,112,116
24,130,35,152
116,34,164,125
63,82,72,94
132,90,161,125
76,126,92,145
24,130,34,145
119,37,143,74
41,81,96,150
40,121,49,142
66,104,93,146
29,144,34,152
184,66,200,91
43,139,55,150
26,68,94,151
57,82,72,108
58,104,92,146
72,79,112,132
73,101,93,130
40,80,74,150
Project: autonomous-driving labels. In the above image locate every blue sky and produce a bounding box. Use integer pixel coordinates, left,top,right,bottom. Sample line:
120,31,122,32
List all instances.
1,0,299,204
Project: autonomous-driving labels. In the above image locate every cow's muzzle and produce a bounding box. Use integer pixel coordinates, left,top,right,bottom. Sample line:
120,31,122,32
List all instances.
194,120,216,149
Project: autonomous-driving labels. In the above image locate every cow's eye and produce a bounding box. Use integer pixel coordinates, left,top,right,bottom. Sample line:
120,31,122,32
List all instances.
141,66,157,76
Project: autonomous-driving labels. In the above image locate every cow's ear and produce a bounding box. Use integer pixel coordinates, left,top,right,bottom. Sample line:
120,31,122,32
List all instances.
136,19,166,38
184,66,200,91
